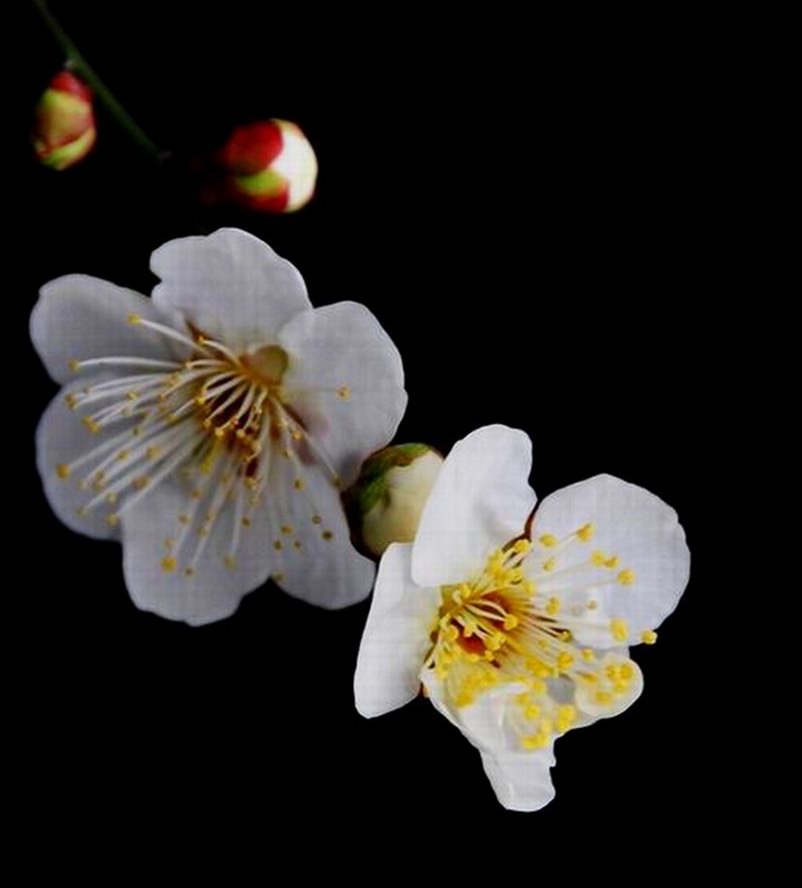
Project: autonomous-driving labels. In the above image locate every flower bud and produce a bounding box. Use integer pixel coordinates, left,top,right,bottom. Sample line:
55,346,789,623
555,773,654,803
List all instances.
32,71,96,171
348,444,443,558
220,119,318,213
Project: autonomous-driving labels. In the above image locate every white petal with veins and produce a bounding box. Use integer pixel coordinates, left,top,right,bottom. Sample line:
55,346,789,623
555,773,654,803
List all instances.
355,543,440,718
151,228,311,351
279,301,407,488
412,425,536,588
31,275,178,385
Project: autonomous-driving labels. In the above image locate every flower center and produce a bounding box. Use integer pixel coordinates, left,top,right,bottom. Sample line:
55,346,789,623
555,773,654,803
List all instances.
425,528,654,750
54,315,343,578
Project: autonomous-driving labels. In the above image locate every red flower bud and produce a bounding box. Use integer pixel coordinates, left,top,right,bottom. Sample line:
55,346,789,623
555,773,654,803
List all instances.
219,119,318,213
33,71,97,171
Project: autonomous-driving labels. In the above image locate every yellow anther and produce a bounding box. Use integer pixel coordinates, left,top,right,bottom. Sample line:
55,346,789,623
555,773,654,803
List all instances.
322,530,334,541
293,478,305,491
241,516,252,528
604,555,619,569
273,540,283,551
512,539,532,555
106,493,118,505
587,599,598,610
146,447,161,460
198,526,209,538
540,718,554,736
465,653,480,664
611,618,629,642
184,567,195,577
591,550,607,566
580,672,598,684
618,569,636,586
126,390,139,401
641,629,658,645
82,417,100,434
65,393,78,409
444,624,460,643
291,429,303,441
455,691,475,708
619,662,635,681
557,652,574,670
523,580,536,595
543,557,556,572
312,515,323,525
116,450,130,462
463,620,477,638
68,358,80,372
486,635,504,652
521,733,549,750
127,313,141,325
594,691,613,705
581,648,595,662
577,523,595,542
483,650,496,661
56,464,71,480
133,476,149,490
161,556,177,573
293,540,302,550
281,525,294,535
539,534,557,548
524,704,541,720
106,513,119,527
224,555,236,569
503,614,519,630
558,704,576,722
531,679,547,695
545,596,560,616
336,385,351,401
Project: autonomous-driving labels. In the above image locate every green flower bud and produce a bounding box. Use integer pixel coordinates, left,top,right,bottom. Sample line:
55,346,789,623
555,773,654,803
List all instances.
348,444,443,558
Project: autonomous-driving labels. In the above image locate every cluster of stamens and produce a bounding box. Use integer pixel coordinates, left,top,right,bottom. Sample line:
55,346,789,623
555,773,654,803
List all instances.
425,524,656,750
55,313,349,579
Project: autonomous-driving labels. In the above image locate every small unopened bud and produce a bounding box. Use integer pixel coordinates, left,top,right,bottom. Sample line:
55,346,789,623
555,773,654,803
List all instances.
32,71,96,171
347,444,443,558
219,119,318,213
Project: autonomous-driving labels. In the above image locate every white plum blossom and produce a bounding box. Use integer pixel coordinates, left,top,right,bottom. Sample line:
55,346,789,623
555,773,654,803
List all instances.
32,228,407,624
354,425,690,811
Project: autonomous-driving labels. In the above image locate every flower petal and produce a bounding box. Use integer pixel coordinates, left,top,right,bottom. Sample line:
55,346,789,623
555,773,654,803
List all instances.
120,480,272,626
36,379,125,540
423,677,558,812
355,543,441,718
150,229,310,350
411,425,536,588
532,474,690,647
478,747,557,812
279,301,407,488
31,275,175,385
265,453,375,609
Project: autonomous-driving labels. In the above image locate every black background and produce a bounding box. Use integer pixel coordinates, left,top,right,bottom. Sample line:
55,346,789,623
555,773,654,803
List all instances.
13,1,727,860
